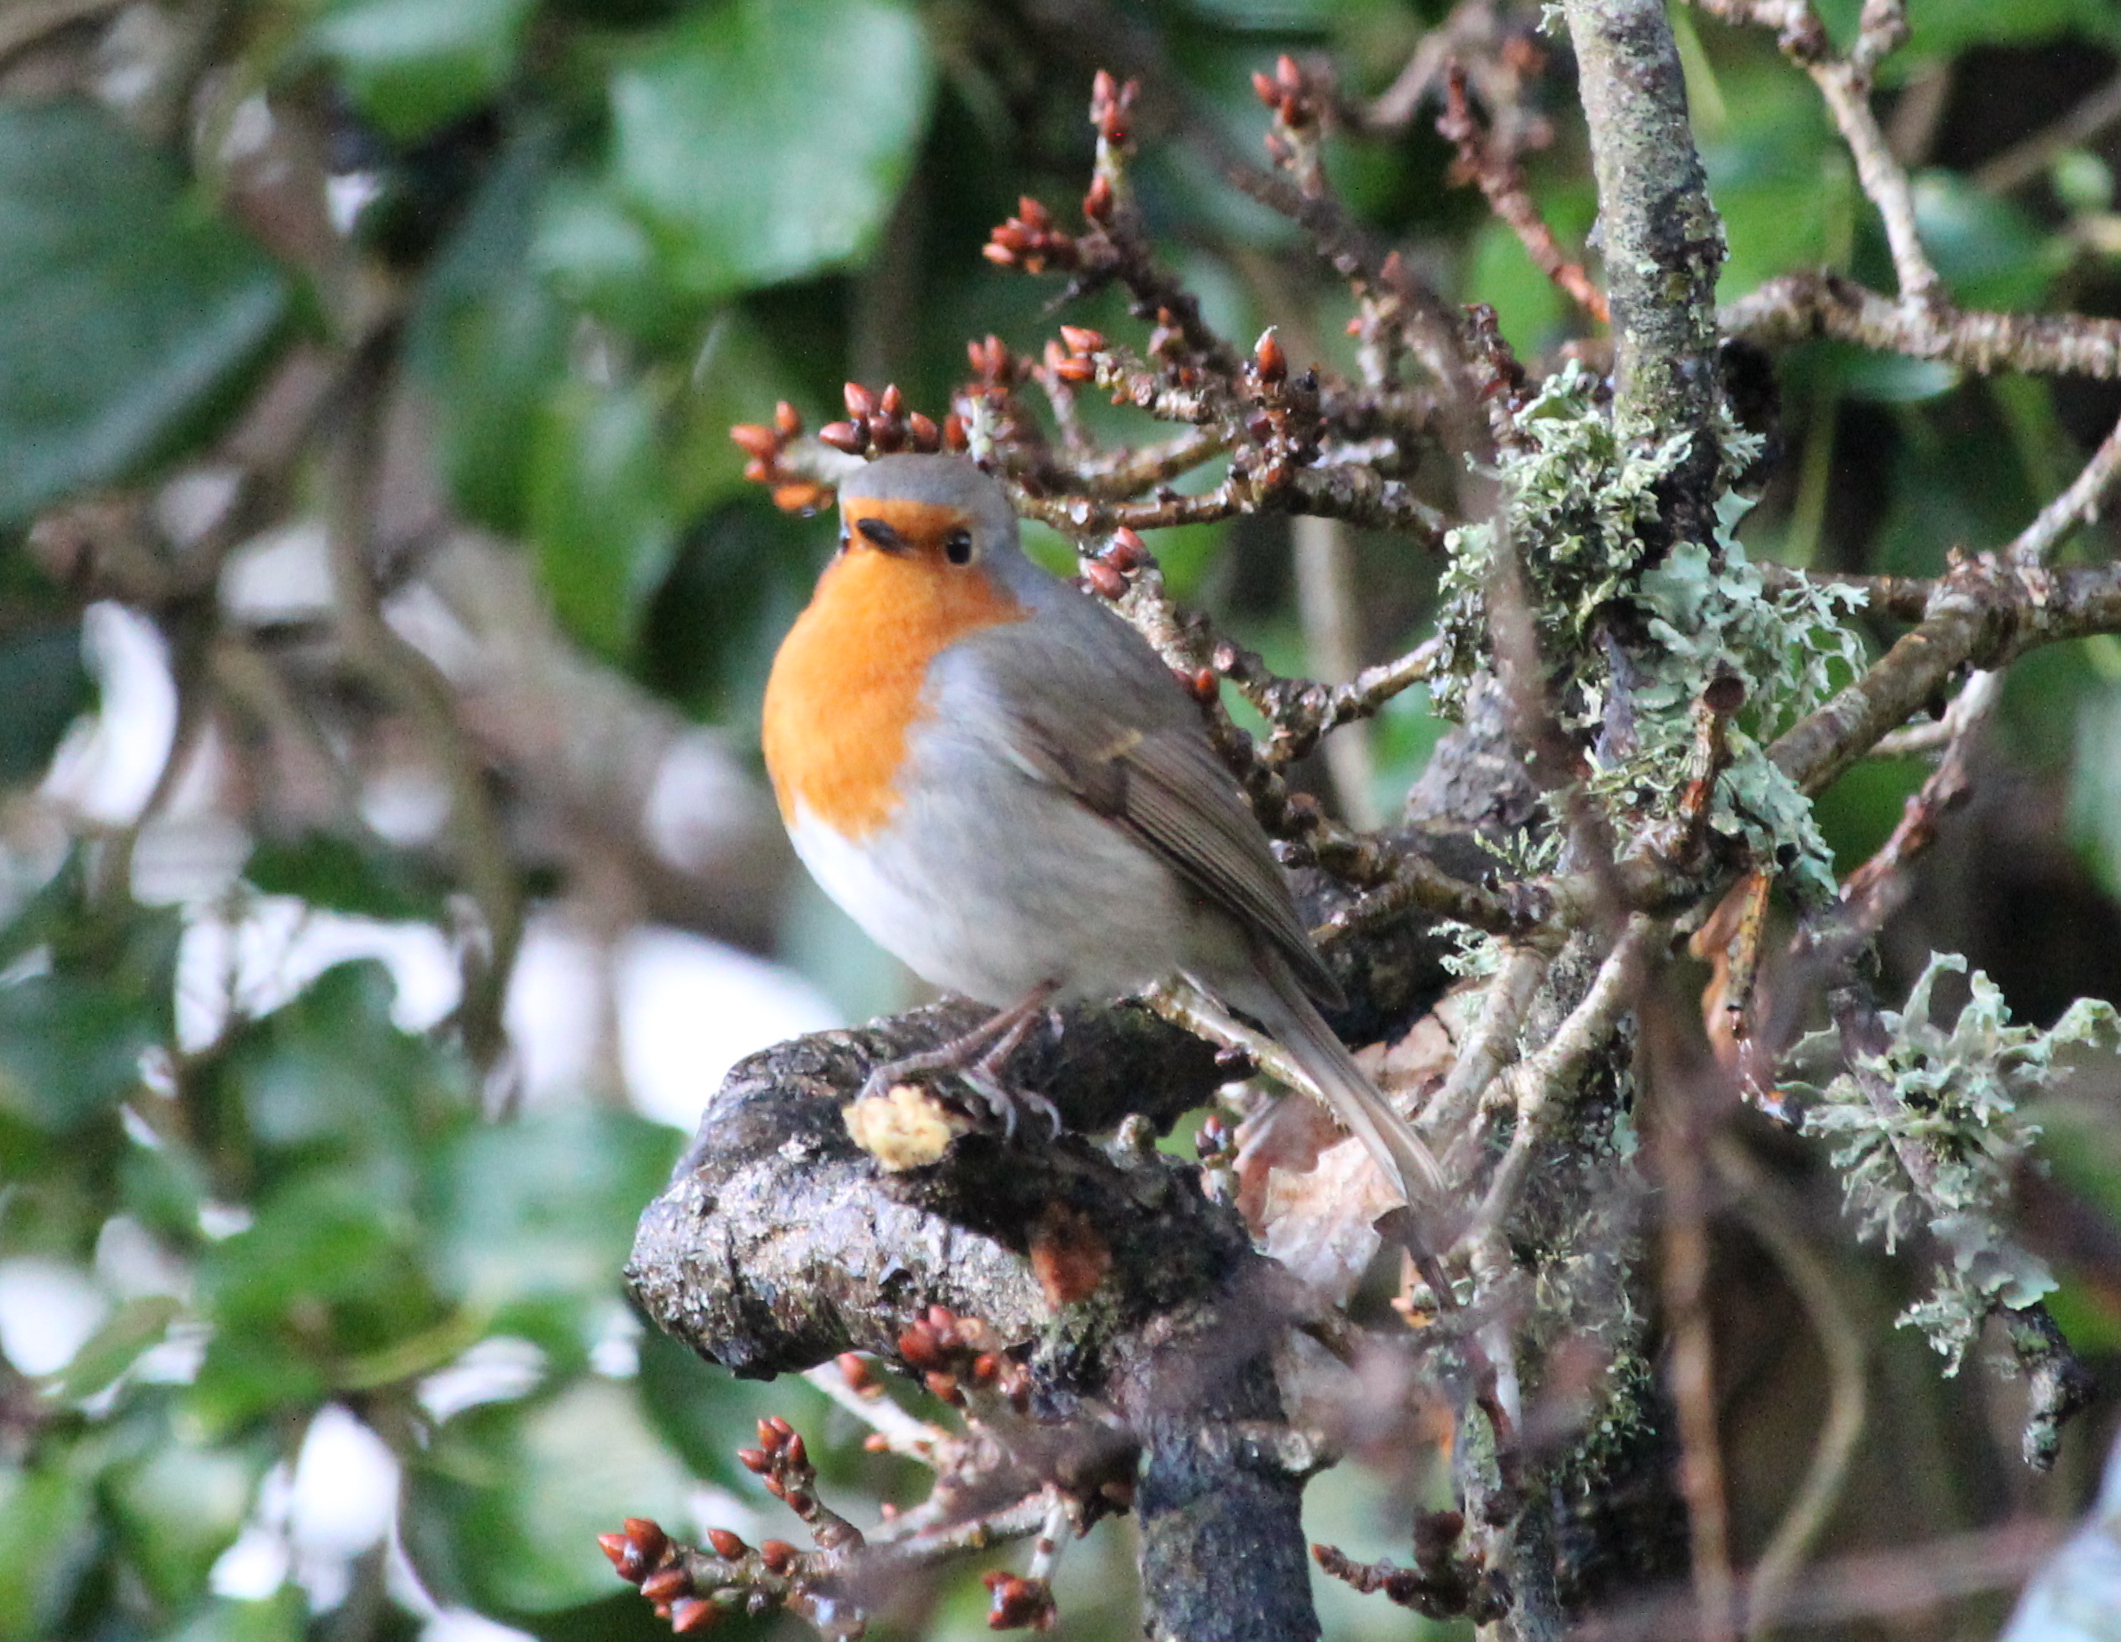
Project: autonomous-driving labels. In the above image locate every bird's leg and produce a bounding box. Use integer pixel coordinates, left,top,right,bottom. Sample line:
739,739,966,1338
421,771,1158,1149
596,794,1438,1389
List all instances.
859,982,1063,1139
958,992,1064,1138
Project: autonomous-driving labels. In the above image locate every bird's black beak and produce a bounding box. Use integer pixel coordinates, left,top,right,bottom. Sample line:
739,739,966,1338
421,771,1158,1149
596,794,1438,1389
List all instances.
852,516,909,554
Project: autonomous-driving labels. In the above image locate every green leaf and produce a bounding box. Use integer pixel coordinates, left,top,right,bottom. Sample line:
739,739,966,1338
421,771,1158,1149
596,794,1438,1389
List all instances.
0,100,292,526
51,1295,182,1403
193,1172,443,1431
1829,0,2121,62
0,974,155,1131
0,1454,98,1642
311,0,536,140
108,1429,269,1610
0,623,92,784
157,1590,312,1642
1822,345,1959,404
426,1104,678,1348
1466,217,1565,358
1911,172,2060,311
2069,680,2121,899
243,830,453,922
207,960,466,1166
406,134,570,537
528,381,678,657
402,1377,699,1615
611,0,936,300
532,172,688,344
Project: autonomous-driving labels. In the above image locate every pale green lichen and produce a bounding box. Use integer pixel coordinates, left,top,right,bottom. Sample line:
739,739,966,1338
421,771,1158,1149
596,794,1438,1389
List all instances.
1432,359,1684,722
1438,828,1563,979
1605,491,1867,901
1793,954,2116,1371
1432,362,1866,900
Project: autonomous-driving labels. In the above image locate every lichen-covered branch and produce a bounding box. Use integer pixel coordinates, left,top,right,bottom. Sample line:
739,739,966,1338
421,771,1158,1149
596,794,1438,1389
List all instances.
1772,551,2121,799
1563,0,1724,477
1725,272,2121,379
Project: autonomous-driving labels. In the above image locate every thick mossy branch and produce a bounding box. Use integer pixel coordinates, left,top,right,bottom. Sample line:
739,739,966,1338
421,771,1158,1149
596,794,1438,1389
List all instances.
626,1001,1321,1642
1562,0,1726,524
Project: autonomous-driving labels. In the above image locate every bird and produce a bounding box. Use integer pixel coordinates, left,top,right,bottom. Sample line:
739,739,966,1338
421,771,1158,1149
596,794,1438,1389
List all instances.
760,453,1445,1211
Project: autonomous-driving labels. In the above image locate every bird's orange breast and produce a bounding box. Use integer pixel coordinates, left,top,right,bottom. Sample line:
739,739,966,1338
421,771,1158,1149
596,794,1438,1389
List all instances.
762,515,1029,838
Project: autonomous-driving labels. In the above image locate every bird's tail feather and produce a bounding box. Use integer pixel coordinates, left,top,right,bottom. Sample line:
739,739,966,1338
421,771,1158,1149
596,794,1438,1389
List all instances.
1235,970,1446,1210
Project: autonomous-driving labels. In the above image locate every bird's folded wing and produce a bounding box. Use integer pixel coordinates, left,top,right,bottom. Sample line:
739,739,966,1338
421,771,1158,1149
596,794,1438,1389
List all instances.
1009,715,1346,1010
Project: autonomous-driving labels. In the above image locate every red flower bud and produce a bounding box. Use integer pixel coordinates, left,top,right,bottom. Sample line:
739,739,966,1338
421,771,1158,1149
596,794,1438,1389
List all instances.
925,1371,963,1405
1083,560,1126,599
1254,328,1287,384
773,482,829,514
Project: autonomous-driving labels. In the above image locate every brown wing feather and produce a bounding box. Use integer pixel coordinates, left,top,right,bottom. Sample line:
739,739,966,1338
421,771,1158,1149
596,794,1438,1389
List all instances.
1013,718,1345,1010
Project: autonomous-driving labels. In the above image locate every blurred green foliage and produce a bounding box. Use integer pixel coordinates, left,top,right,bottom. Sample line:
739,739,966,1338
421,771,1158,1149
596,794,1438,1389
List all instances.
3,0,2121,1637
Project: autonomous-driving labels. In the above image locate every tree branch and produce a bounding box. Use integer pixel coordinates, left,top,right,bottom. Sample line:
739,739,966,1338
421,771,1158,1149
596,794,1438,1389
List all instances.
626,1002,1322,1642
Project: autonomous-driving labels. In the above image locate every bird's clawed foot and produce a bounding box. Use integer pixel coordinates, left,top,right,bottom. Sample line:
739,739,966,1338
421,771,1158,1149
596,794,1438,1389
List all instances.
858,984,1063,1141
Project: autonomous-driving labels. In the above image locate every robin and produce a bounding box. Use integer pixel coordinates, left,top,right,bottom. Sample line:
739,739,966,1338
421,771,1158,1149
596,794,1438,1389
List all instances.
761,453,1444,1210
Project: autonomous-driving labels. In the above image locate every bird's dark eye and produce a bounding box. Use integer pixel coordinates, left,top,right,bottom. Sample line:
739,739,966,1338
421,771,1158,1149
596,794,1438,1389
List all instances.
943,529,974,565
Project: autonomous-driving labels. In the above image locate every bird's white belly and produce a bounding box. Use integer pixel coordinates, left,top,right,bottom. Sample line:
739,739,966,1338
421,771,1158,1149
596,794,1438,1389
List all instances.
785,793,1193,1007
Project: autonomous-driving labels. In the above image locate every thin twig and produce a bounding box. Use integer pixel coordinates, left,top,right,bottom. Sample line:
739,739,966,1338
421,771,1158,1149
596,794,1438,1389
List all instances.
1688,0,1939,305
1291,515,1382,828
1422,946,1554,1142
1710,1137,1868,1639
1837,668,1998,928
1725,272,2121,380
1648,1007,1738,1642
1459,916,1659,1247
1977,67,2121,194
324,345,524,1078
2011,409,2121,566
801,1361,951,1461
1140,980,1317,1113
1315,853,1553,947
1437,65,1609,325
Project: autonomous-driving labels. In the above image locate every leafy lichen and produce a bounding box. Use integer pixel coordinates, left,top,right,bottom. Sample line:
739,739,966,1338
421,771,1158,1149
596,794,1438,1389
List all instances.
1432,362,1865,900
1608,493,1867,902
1794,954,2116,1370
1433,360,1684,722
